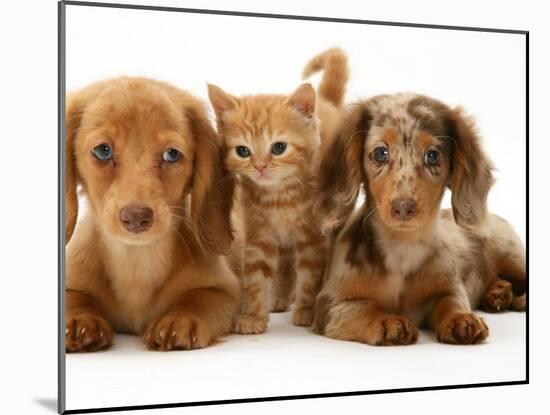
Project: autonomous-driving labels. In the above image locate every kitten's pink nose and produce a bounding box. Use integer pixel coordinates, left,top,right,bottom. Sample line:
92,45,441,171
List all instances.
254,164,267,173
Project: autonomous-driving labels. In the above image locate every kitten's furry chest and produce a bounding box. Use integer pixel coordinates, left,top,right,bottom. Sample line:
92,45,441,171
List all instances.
269,204,309,243
254,186,313,245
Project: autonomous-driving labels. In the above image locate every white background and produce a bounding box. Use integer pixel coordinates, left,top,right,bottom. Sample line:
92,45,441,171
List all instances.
67,5,526,238
0,0,545,414
63,1,529,412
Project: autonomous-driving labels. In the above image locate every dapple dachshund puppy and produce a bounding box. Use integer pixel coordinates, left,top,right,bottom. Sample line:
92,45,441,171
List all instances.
313,93,526,345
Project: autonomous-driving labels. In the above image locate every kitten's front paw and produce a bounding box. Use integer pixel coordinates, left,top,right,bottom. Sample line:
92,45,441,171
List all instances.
232,314,267,334
437,313,488,345
292,307,315,327
144,312,210,351
270,298,290,313
66,314,113,352
482,280,514,312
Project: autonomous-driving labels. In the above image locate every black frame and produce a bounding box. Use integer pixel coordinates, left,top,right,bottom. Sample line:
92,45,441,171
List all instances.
58,1,529,413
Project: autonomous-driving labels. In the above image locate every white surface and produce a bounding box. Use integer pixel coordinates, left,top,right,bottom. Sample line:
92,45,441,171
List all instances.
66,311,526,410
2,0,548,414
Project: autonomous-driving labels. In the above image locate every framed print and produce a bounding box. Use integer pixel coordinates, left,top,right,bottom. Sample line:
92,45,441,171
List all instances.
59,1,528,413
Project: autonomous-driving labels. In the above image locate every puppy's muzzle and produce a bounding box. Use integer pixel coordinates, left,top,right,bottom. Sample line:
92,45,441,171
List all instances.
391,198,417,221
119,205,154,233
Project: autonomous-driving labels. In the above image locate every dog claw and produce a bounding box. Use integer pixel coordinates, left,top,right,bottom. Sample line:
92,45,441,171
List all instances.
144,313,211,350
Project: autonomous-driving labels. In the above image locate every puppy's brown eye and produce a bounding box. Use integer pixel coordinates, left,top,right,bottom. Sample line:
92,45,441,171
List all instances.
163,148,181,163
92,144,113,161
373,146,389,163
425,150,440,166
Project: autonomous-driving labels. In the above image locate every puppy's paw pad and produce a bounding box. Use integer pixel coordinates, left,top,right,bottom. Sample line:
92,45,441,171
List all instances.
483,280,513,312
232,315,267,334
368,316,418,346
292,308,314,327
437,313,488,345
66,314,113,352
144,313,210,351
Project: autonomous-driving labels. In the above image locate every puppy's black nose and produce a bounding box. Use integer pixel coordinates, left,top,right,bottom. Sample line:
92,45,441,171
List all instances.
391,198,417,221
120,206,154,233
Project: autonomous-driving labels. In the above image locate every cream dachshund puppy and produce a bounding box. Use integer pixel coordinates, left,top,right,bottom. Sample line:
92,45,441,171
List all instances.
65,77,239,352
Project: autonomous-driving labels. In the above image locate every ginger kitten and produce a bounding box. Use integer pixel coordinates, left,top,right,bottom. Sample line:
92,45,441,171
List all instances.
208,48,349,334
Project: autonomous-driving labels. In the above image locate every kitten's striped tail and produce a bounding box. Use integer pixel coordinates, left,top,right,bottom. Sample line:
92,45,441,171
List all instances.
302,47,349,108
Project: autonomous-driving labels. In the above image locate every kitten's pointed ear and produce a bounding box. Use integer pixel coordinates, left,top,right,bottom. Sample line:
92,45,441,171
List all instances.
207,83,239,122
287,83,316,118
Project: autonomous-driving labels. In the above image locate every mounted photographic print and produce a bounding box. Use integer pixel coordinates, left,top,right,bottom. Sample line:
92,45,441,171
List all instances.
59,1,528,413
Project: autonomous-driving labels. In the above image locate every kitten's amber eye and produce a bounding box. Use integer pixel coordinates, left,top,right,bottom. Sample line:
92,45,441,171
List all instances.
271,142,287,155
425,150,440,166
372,146,389,163
236,146,251,158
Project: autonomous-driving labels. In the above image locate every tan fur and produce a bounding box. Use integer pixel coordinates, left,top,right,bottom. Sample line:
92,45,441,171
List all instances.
65,77,239,352
208,49,349,334
314,94,526,346
302,47,349,107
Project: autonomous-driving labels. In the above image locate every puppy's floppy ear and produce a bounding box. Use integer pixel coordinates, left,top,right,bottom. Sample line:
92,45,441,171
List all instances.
207,83,239,125
65,93,86,243
187,100,234,255
315,104,371,234
447,107,494,227
65,81,108,243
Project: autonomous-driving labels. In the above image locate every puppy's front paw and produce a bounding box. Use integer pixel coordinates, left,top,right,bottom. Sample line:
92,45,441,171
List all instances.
483,280,514,312
437,313,488,345
511,294,526,311
232,314,267,334
366,315,418,346
66,314,113,352
292,307,314,327
144,312,210,351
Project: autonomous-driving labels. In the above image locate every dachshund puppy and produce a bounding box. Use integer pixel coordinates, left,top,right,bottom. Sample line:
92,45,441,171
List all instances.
65,77,239,352
313,93,526,345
